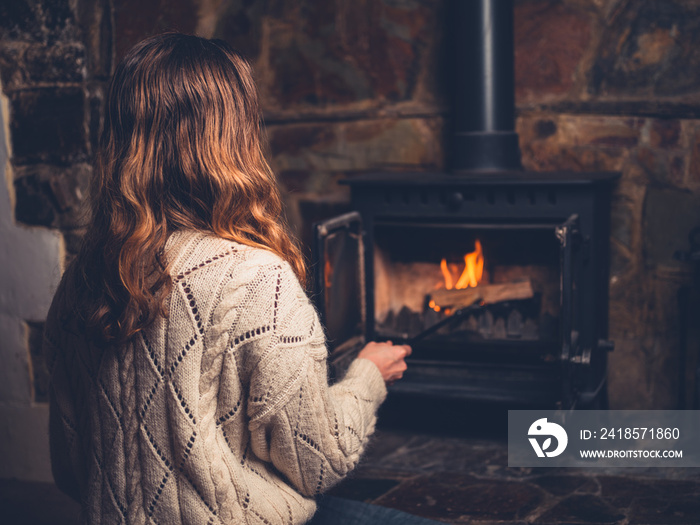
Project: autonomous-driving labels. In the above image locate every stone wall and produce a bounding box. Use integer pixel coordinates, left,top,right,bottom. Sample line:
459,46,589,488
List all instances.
1,0,699,479
0,0,108,481
513,0,700,410
108,0,700,410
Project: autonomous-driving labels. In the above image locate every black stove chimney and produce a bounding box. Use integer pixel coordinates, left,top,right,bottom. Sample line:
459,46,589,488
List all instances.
451,0,522,172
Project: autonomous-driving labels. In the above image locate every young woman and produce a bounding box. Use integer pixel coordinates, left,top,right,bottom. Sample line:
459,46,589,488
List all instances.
43,33,419,524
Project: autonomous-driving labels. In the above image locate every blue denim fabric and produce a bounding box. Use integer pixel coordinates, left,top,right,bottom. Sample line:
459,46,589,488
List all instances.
307,495,443,525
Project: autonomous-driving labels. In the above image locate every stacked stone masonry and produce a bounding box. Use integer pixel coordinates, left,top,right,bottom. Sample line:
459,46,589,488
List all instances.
2,0,700,428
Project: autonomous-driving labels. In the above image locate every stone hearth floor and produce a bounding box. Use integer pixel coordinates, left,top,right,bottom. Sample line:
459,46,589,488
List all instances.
3,398,700,524
326,397,700,524
329,430,700,524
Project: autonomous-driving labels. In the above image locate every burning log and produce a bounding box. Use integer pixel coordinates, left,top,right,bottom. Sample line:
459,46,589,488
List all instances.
429,279,534,310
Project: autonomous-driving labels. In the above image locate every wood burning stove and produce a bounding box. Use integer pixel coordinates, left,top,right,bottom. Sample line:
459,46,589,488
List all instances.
310,0,618,408
313,171,616,409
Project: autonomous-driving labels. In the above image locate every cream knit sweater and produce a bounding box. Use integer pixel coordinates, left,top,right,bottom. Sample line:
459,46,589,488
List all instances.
45,230,387,524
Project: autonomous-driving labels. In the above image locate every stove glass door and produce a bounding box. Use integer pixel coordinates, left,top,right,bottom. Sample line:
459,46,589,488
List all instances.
312,212,365,366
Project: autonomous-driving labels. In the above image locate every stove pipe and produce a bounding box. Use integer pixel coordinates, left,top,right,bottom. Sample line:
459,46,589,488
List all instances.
451,0,522,172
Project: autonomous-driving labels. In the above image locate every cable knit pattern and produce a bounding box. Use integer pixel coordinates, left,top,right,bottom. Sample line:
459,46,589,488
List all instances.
44,230,387,524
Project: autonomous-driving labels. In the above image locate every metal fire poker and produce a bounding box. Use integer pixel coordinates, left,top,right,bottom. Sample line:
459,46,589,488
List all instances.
406,304,484,345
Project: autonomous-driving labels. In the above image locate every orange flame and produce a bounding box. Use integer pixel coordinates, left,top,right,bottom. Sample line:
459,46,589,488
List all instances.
439,259,453,291
324,259,333,289
455,240,484,289
439,240,484,291
428,299,441,312
431,241,484,313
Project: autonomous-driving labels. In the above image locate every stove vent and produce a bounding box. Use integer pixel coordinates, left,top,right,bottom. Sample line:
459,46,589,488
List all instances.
451,0,522,172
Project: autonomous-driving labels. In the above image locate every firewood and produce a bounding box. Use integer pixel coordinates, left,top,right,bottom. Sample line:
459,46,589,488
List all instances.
429,279,534,309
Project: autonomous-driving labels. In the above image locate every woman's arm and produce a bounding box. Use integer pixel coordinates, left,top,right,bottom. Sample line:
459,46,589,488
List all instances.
249,349,386,496
239,259,389,496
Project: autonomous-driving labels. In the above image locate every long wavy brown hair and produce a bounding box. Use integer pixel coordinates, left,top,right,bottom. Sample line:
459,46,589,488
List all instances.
71,33,305,346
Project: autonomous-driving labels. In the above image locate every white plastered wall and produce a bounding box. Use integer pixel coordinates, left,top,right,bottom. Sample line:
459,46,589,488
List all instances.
0,84,64,481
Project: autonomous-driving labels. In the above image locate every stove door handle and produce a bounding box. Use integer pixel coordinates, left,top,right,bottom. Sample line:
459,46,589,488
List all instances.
447,191,464,210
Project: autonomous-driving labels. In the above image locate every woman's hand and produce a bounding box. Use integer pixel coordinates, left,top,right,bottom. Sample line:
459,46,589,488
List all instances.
357,341,411,384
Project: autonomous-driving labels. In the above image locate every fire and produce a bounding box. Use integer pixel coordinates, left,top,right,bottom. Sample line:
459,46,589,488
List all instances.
324,259,333,289
430,241,483,313
440,240,484,291
439,259,453,291
455,240,484,289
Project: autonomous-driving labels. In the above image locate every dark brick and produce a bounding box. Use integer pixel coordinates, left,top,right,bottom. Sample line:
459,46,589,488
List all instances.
213,0,269,61
269,118,443,174
268,124,335,156
24,42,85,83
519,114,640,172
0,0,37,41
686,127,700,185
39,0,76,43
0,42,25,90
373,473,545,522
13,163,89,228
534,119,557,139
633,145,686,186
278,170,311,194
643,187,700,267
609,242,633,284
360,430,415,466
357,433,504,474
533,475,598,497
328,477,402,503
48,167,87,212
589,1,700,98
14,172,56,227
269,40,329,106
629,497,700,525
610,198,634,250
9,87,87,165
669,154,686,185
87,83,106,154
0,0,76,44
538,494,625,524
600,476,700,508
260,0,436,108
0,42,85,91
515,1,592,102
649,119,681,149
112,0,198,61
77,0,113,78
